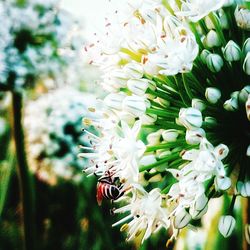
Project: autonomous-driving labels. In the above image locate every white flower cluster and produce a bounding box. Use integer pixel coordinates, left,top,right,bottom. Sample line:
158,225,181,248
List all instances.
24,87,95,185
82,0,250,245
0,0,84,89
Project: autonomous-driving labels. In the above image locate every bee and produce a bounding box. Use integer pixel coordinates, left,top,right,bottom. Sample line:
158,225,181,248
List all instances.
96,172,124,206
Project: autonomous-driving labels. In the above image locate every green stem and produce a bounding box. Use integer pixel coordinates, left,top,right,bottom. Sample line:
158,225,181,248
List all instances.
175,0,181,9
12,91,36,250
0,83,12,92
145,138,186,152
153,79,179,96
189,22,204,49
0,146,15,219
198,20,208,34
168,158,186,168
174,75,190,107
229,195,237,215
162,0,175,14
139,152,180,172
187,70,207,94
182,73,194,100
146,107,178,119
146,88,183,107
208,12,227,46
143,122,184,130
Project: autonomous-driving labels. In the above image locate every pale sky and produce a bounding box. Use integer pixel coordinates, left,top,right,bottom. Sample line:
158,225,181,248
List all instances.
61,0,111,38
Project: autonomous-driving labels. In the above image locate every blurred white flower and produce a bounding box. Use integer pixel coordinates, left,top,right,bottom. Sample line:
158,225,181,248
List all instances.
218,215,236,238
25,87,95,185
176,0,225,22
0,0,85,89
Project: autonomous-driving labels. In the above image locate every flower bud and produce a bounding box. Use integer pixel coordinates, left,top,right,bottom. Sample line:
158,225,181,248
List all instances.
123,62,144,79
205,87,222,104
223,40,241,61
104,92,126,110
204,16,215,29
215,144,229,159
218,215,236,238
204,116,218,128
220,9,230,29
189,193,208,219
139,155,157,166
104,70,128,89
243,52,250,75
239,85,250,103
235,5,250,31
162,129,179,142
127,79,155,96
243,38,250,54
154,97,170,107
158,150,171,159
237,181,250,197
140,113,157,125
118,111,136,124
215,176,231,190
174,209,191,229
185,128,206,145
178,108,203,130
147,130,162,145
246,94,250,121
192,98,206,111
223,97,239,111
204,30,222,48
123,95,150,117
148,173,162,183
200,49,211,64
206,54,224,72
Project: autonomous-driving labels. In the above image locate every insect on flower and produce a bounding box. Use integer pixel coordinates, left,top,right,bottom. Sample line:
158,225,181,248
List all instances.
96,171,125,206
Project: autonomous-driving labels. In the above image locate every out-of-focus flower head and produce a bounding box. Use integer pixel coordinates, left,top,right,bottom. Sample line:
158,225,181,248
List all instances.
0,0,85,90
25,87,96,185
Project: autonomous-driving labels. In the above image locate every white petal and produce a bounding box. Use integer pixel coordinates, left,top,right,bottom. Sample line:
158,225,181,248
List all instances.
174,209,191,229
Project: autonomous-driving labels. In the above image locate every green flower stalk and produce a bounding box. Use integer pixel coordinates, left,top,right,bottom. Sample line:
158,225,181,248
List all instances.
81,0,250,246
0,1,85,249
12,91,36,250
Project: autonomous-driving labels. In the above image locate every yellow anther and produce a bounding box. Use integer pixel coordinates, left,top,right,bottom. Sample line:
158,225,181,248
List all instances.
120,223,129,232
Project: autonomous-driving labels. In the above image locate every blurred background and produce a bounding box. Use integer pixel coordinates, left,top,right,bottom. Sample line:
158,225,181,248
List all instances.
0,1,247,250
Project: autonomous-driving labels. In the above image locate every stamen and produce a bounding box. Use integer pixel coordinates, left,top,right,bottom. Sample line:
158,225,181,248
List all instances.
82,129,100,140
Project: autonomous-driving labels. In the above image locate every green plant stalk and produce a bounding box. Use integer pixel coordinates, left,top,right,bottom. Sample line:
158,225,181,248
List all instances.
0,148,15,218
161,0,174,15
12,91,36,250
189,22,204,49
139,152,180,172
208,12,227,46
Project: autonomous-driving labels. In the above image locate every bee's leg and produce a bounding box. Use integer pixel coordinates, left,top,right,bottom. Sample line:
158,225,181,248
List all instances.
117,185,132,199
110,206,115,216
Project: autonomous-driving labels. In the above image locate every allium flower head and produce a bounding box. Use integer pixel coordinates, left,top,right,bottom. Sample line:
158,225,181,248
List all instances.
0,0,84,90
25,87,95,185
82,0,250,246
